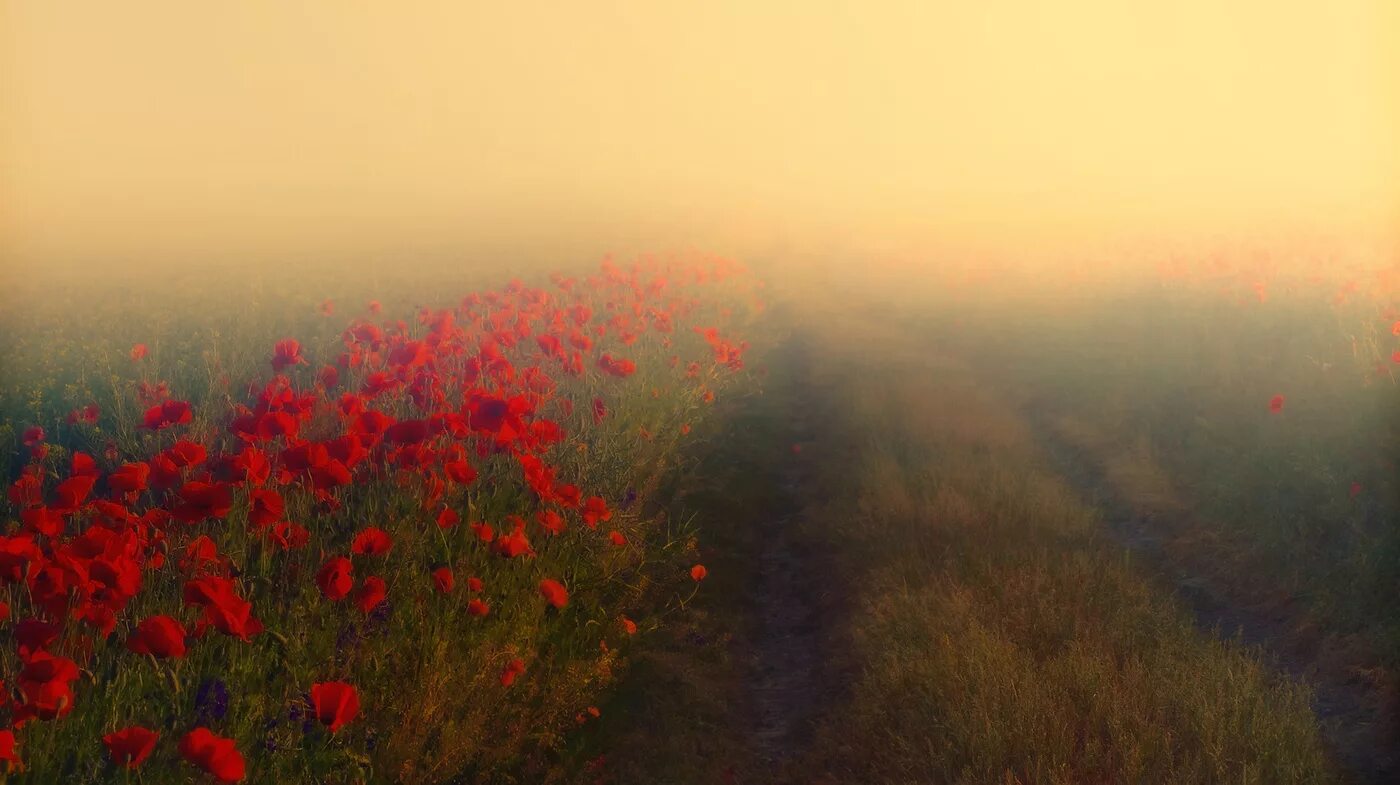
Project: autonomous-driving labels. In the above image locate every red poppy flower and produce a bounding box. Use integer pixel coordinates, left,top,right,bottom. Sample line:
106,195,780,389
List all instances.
182,577,264,641
432,566,454,594
581,496,612,528
0,729,18,772
309,681,360,733
166,440,207,467
466,395,510,434
608,531,627,547
355,576,387,613
538,509,565,536
128,615,187,659
129,343,148,362
444,458,478,485
384,418,431,445
149,453,181,490
246,488,284,528
494,527,533,558
70,451,99,477
21,426,44,447
260,520,308,551
308,459,352,493
271,338,307,372
436,508,459,529
142,399,192,430
467,598,490,617
690,564,707,581
554,483,582,509
597,354,636,378
15,651,81,722
1268,394,1285,414
351,527,393,556
500,658,526,687
231,447,271,486
0,540,43,597
539,578,569,609
14,618,61,659
104,726,159,768
529,419,564,446
180,728,245,783
108,462,150,495
621,616,637,635
316,557,353,601
8,473,42,509
52,474,97,512
17,507,58,539
467,576,483,592
70,401,97,424
172,482,234,523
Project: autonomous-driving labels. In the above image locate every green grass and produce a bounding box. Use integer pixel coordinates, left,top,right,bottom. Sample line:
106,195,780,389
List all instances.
947,276,1400,665
580,290,1341,784
784,308,1338,784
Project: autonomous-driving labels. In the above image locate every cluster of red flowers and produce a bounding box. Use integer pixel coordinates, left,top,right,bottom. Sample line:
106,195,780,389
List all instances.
0,256,753,779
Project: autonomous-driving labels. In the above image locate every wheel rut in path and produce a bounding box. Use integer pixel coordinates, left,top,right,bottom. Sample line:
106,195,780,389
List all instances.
744,336,833,777
1027,406,1398,785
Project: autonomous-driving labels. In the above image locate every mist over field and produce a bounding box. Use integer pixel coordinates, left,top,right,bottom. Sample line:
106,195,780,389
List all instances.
2,3,1399,784
4,1,1396,284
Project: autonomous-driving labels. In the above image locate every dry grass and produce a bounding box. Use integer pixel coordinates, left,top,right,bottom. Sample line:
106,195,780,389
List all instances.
784,308,1337,784
574,297,1343,784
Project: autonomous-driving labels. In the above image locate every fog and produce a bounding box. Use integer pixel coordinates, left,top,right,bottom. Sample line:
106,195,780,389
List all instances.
3,1,1396,280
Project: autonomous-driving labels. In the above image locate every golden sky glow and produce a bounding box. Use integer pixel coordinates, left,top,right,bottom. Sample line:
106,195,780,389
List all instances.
2,1,1395,270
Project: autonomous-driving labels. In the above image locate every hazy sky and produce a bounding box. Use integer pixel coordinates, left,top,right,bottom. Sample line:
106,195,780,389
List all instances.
3,1,1396,271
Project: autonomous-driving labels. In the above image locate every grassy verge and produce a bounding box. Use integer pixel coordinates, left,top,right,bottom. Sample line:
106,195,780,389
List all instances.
948,284,1400,664
570,312,814,784
784,308,1338,784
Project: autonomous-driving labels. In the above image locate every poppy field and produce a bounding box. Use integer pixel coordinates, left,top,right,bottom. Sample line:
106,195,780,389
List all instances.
2,246,1399,785
0,256,762,782
5,0,1395,780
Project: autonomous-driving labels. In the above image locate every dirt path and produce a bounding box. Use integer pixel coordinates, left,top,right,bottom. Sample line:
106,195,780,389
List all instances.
747,505,822,766
744,336,833,775
579,330,844,785
1027,407,1399,784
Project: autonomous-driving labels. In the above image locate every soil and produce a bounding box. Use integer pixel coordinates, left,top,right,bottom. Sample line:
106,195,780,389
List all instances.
744,341,830,774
